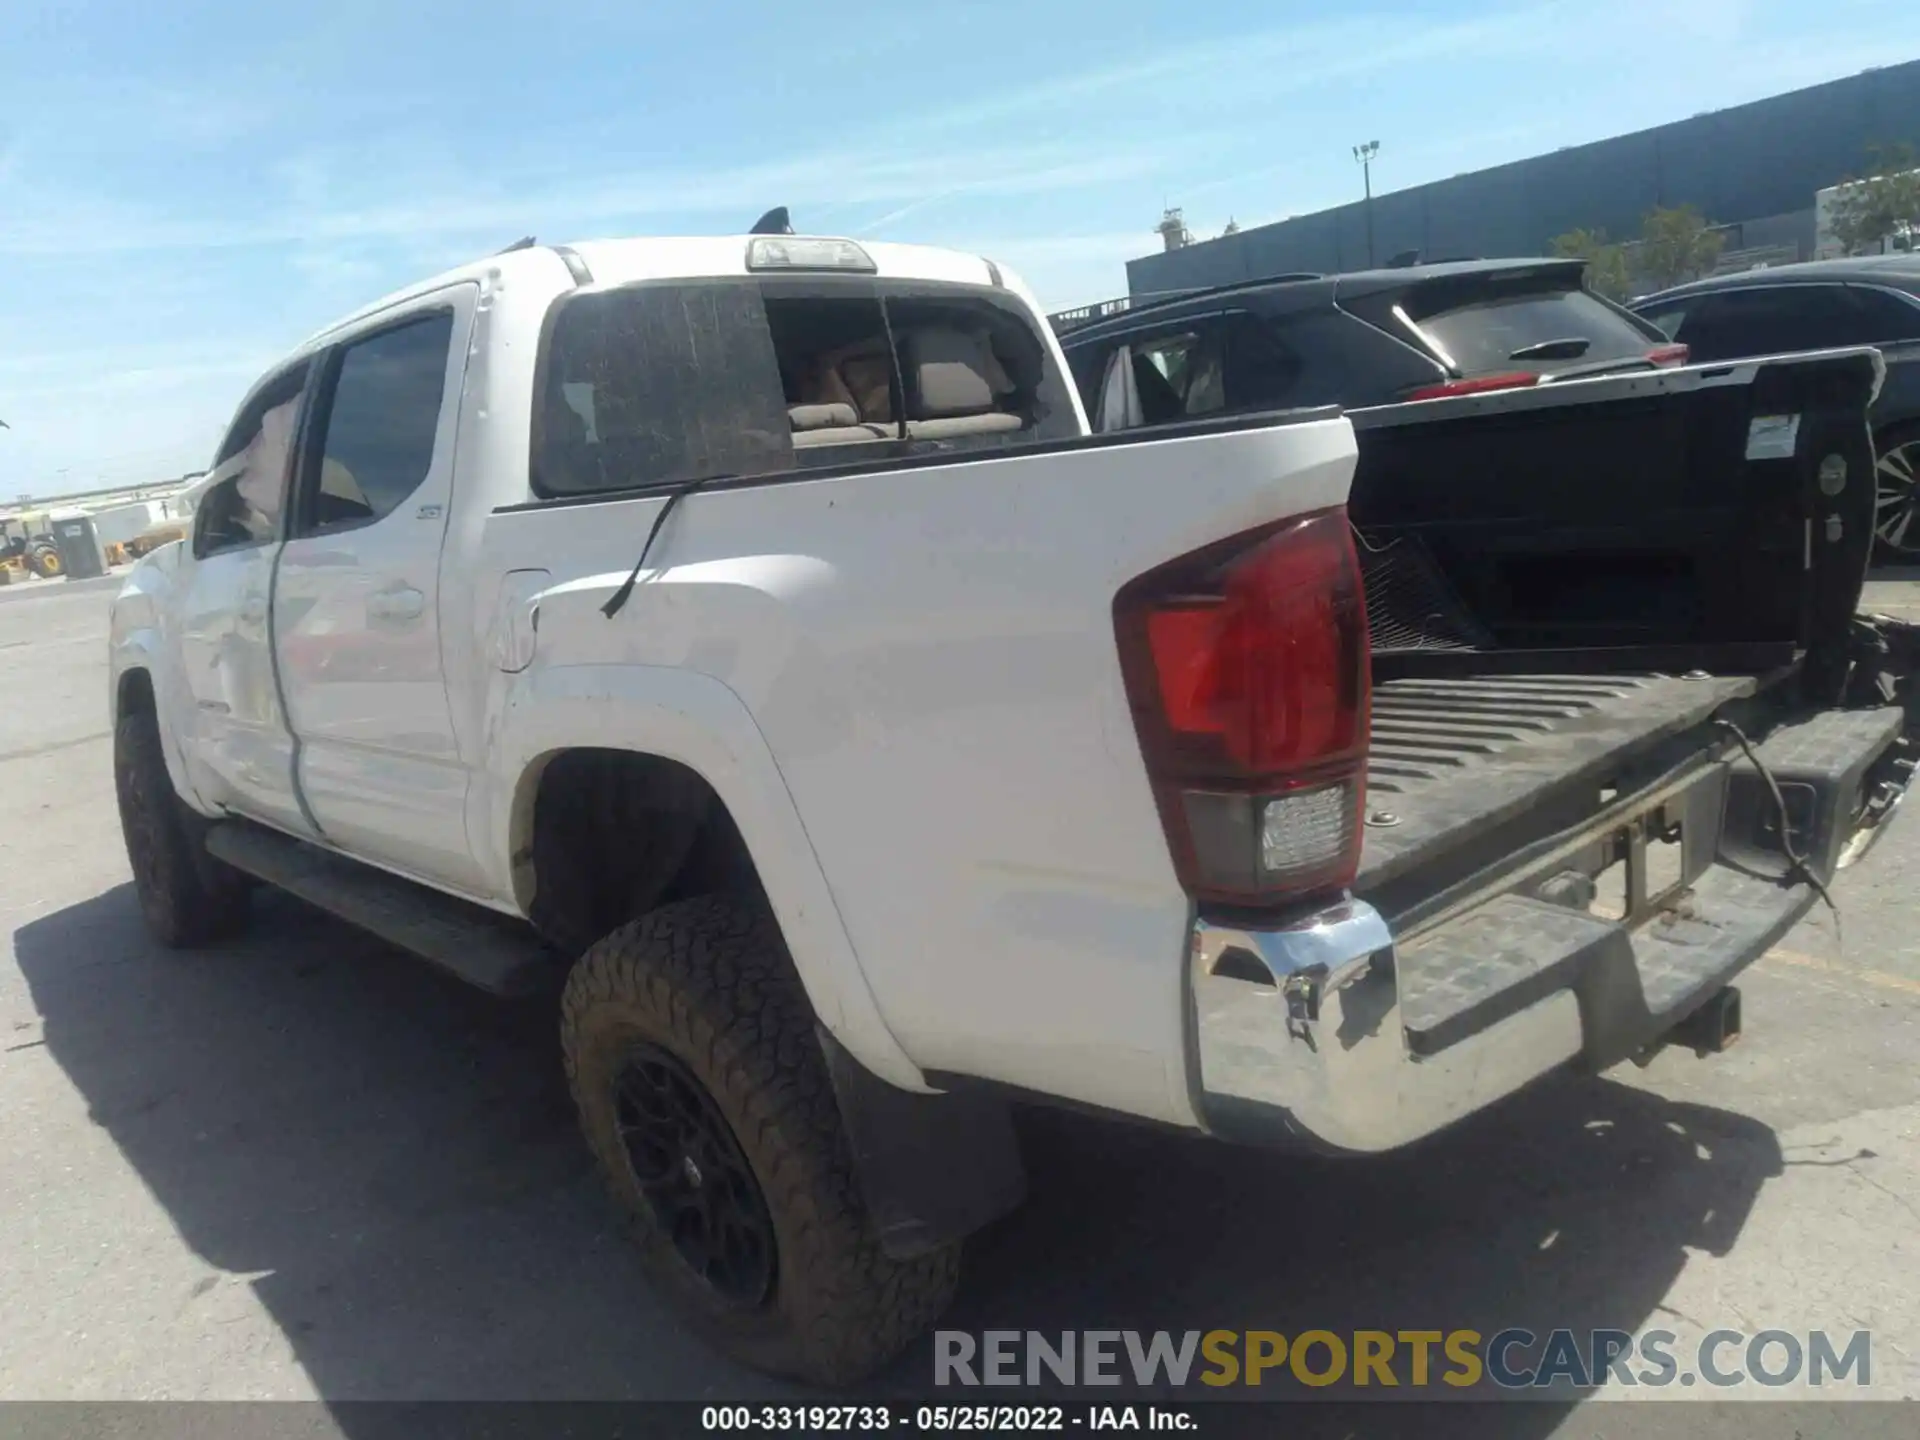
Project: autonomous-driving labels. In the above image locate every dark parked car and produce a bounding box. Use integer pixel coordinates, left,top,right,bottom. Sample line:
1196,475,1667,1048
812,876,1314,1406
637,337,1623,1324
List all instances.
1054,257,1686,429
1631,257,1920,556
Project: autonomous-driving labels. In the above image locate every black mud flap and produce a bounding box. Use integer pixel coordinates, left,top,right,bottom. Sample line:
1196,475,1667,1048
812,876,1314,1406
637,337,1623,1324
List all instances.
817,1030,1027,1260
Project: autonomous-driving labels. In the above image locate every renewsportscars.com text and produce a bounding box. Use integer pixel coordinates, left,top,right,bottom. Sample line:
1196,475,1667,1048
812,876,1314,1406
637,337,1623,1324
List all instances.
934,1328,1872,1391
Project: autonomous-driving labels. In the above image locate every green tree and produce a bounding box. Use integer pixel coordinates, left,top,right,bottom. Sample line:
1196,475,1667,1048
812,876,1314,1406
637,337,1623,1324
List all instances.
1638,204,1725,291
1829,142,1920,256
1550,226,1631,301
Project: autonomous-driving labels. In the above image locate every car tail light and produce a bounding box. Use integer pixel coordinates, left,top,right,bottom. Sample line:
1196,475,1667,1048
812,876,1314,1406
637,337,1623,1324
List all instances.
1404,371,1542,403
1115,509,1371,905
1647,343,1690,366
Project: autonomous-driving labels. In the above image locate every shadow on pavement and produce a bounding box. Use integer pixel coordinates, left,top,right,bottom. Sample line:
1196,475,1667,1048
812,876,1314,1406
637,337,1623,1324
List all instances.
18,884,1783,1433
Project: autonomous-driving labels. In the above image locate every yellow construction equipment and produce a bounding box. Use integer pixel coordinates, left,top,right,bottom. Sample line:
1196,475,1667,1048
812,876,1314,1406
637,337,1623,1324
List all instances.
0,512,63,577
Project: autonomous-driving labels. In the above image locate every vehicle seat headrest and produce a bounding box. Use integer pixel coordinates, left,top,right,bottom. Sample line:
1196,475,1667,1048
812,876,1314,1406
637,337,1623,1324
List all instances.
903,328,1000,419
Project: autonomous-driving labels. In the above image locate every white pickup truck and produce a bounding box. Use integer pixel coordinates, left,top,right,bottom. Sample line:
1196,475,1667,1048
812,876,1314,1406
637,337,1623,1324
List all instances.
110,230,1910,1385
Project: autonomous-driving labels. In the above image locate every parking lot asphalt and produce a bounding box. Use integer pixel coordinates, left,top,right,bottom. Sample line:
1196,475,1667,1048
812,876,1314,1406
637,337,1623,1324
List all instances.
1,579,1916,1435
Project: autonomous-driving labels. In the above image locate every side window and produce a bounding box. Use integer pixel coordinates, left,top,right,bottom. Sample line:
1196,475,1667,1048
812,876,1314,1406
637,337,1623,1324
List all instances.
193,363,309,558
1095,346,1141,432
1066,342,1111,415
1087,314,1306,432
1635,301,1692,341
298,310,455,534
1848,287,1920,343
1682,286,1863,361
1128,332,1219,425
1218,313,1307,411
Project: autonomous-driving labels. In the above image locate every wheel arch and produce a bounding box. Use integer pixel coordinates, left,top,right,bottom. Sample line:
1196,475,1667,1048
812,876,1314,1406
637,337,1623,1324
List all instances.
109,644,208,818
489,664,927,1092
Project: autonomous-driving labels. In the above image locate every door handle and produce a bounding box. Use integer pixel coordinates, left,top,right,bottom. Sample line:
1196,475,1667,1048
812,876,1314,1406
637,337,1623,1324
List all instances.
369,586,426,622
238,597,268,624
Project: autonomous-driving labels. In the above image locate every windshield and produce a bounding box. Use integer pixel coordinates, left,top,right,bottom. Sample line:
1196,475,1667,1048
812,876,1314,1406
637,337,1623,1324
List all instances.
1399,277,1660,377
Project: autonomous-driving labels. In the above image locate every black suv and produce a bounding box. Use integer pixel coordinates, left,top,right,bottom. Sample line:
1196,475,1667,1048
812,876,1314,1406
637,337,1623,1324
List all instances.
1631,257,1920,555
1054,258,1681,430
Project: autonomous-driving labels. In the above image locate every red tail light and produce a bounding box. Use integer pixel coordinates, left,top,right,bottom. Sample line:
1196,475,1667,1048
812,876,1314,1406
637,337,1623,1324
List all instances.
1405,371,1541,403
1115,509,1371,905
1647,343,1690,366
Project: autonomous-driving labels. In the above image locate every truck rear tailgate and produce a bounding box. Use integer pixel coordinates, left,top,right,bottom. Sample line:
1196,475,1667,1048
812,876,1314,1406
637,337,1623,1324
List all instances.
1358,671,1756,896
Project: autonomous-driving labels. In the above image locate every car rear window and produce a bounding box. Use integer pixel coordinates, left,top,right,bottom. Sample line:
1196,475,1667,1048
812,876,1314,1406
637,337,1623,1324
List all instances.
533,276,1077,499
1391,274,1658,377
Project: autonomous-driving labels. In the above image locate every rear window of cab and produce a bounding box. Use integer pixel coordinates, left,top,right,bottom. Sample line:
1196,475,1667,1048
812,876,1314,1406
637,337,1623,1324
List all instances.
531,275,1078,499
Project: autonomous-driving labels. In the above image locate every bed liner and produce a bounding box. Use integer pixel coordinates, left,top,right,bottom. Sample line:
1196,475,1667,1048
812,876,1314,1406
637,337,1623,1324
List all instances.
1357,671,1758,900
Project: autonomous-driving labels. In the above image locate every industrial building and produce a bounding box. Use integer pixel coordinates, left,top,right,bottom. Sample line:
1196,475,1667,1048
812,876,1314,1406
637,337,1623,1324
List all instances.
1123,58,1920,300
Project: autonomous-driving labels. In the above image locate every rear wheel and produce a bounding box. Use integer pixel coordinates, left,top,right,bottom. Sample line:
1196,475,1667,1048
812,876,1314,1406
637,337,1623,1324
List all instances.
561,896,960,1385
27,543,62,579
114,709,250,947
1873,425,1920,560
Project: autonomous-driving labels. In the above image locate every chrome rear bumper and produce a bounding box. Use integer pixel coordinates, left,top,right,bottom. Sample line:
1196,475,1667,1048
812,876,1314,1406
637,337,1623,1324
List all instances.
1191,901,1588,1153
1191,702,1908,1153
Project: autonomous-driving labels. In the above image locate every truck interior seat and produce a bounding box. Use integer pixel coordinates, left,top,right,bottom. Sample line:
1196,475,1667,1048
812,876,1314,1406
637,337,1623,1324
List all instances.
789,402,861,431
796,340,893,425
791,423,895,449
900,328,1025,440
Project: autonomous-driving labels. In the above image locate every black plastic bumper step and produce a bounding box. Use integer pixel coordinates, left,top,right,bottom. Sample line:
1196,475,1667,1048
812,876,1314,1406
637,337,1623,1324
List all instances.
1395,698,1904,1064
1395,866,1809,1066
204,819,554,996
1396,895,1614,1056
1720,705,1902,878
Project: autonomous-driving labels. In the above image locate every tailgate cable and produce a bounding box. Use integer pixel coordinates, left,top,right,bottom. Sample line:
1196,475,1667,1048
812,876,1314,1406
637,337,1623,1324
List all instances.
1714,718,1841,941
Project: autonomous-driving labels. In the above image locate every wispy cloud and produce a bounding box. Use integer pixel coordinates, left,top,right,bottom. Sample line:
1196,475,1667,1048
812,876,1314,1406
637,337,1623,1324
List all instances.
878,3,1589,141
0,138,1169,257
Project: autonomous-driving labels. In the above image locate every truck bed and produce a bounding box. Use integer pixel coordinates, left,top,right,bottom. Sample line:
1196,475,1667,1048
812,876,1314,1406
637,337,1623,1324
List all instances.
1340,346,1895,930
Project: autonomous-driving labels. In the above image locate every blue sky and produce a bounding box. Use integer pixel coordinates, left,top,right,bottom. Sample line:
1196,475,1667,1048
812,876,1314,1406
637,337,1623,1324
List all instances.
3,0,1918,498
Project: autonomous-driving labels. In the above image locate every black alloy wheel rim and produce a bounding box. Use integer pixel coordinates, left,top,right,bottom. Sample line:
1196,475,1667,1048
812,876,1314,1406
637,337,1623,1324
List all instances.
1875,440,1920,554
612,1043,776,1307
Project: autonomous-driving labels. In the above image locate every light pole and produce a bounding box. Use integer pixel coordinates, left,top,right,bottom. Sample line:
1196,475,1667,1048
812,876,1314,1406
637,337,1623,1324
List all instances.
1353,140,1381,268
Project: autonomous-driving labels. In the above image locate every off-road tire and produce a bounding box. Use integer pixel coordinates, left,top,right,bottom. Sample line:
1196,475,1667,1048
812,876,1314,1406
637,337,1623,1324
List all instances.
561,896,960,1385
114,709,250,947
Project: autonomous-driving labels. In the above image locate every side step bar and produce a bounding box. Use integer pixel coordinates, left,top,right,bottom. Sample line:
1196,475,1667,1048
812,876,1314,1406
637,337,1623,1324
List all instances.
204,820,556,997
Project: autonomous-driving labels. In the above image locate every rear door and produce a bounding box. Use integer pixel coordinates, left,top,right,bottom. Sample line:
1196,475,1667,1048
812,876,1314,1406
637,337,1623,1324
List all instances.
273,291,479,891
174,362,315,834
